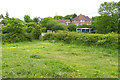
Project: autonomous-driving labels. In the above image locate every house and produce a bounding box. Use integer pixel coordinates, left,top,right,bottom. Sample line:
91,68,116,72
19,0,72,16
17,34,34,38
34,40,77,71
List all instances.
72,14,92,26
57,20,70,25
76,28,93,32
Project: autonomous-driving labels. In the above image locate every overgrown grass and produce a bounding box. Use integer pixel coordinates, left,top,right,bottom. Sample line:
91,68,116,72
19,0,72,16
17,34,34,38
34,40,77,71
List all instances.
2,40,118,78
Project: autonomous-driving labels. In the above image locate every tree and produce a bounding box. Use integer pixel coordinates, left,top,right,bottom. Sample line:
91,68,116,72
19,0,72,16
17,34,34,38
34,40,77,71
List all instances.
94,15,118,33
2,18,27,42
5,11,9,18
94,2,119,33
45,19,68,31
24,15,32,23
98,2,118,16
118,1,120,33
0,14,4,19
41,17,53,27
2,18,24,34
33,17,39,23
68,23,77,31
54,16,64,20
64,13,77,22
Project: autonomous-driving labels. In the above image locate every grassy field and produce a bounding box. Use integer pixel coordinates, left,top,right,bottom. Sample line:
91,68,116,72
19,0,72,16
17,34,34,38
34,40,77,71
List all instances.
2,40,118,78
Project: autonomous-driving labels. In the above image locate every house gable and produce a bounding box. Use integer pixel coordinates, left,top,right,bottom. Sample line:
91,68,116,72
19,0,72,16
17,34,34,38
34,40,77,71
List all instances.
72,14,92,26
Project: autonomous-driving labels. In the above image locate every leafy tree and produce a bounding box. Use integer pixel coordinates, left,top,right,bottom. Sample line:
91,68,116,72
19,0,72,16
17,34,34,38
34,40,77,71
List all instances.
53,22,68,31
2,18,27,42
45,19,68,31
94,15,118,33
41,17,53,27
2,18,24,34
94,2,119,33
98,2,118,16
72,13,77,19
33,17,39,23
46,19,58,30
54,16,64,20
68,23,77,31
32,23,42,39
5,11,9,18
118,1,120,33
64,13,77,22
24,15,32,23
0,14,4,19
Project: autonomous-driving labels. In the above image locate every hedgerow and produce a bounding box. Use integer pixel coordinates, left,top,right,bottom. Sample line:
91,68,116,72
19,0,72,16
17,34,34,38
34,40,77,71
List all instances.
43,32,118,48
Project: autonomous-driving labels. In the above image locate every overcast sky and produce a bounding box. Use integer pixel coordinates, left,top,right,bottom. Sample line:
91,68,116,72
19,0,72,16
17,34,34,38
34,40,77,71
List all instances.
0,0,119,20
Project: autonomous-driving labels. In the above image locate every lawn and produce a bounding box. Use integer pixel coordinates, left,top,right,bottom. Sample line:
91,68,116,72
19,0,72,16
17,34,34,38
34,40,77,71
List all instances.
2,40,118,78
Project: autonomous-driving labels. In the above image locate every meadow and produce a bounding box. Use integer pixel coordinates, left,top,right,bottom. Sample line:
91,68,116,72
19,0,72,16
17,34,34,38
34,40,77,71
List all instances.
2,40,118,78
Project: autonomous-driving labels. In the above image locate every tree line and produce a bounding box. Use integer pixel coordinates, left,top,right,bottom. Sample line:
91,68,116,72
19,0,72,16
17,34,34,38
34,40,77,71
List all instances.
0,1,119,43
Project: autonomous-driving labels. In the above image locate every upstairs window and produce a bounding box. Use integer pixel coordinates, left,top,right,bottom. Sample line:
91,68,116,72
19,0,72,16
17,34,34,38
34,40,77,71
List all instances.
83,20,85,22
80,20,82,22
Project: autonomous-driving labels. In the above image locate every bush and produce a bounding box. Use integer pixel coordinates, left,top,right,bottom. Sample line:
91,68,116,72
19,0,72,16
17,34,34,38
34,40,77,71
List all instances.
43,32,118,48
2,18,42,43
2,32,27,43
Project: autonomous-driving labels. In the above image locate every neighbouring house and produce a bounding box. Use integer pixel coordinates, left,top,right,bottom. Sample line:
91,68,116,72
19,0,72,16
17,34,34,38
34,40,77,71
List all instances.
57,20,71,25
72,14,92,26
76,28,93,32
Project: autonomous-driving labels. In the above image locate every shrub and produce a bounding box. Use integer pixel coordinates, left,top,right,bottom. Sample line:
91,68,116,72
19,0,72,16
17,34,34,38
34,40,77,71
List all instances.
43,32,118,48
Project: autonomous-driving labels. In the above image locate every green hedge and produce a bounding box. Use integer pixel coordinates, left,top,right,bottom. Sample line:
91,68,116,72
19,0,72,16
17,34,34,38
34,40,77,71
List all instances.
43,32,118,48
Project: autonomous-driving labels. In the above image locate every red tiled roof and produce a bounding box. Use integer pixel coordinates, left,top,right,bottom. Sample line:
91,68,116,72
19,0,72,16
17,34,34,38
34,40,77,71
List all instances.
72,14,91,21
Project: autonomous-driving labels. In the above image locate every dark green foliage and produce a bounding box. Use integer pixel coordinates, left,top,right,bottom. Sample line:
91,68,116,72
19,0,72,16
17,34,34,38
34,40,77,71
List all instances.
2,18,42,43
32,24,42,39
95,2,119,33
25,22,42,39
30,55,41,59
54,16,64,20
5,11,9,18
78,24,92,28
41,17,68,31
41,17,53,27
94,15,118,33
98,2,118,16
33,17,39,23
2,18,23,34
42,28,47,32
2,18,27,42
2,32,27,43
118,1,120,33
24,15,32,23
0,14,4,19
43,32,118,48
68,23,77,31
64,13,77,22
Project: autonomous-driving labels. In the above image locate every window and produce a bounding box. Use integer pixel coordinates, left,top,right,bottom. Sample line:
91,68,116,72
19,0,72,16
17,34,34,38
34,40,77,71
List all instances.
83,20,85,22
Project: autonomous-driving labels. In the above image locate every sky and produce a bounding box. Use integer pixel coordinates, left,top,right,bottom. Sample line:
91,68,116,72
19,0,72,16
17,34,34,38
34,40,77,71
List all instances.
0,0,119,20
